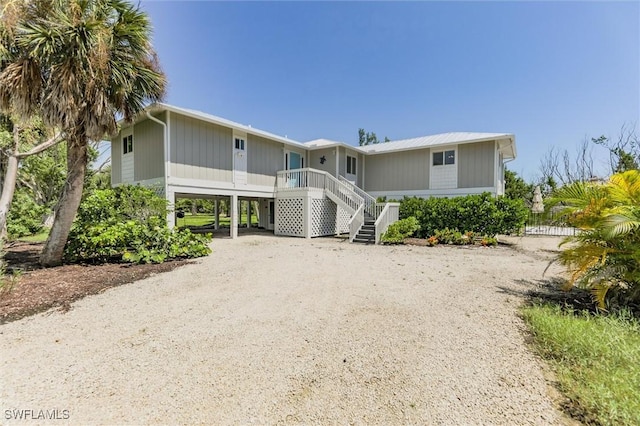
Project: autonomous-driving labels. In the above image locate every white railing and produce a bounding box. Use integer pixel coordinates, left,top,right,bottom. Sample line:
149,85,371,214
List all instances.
374,202,400,244
276,168,325,190
324,172,363,214
348,204,365,242
339,176,380,219
276,168,400,243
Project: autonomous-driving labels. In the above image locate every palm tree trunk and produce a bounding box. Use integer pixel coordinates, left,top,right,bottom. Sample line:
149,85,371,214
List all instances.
40,138,87,267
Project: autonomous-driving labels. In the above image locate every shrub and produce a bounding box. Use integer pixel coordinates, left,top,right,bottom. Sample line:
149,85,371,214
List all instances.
6,189,47,238
399,193,528,237
548,170,640,310
381,216,420,244
65,185,211,264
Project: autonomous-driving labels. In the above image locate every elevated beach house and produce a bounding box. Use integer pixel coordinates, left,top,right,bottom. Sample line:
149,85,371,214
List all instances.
110,103,516,243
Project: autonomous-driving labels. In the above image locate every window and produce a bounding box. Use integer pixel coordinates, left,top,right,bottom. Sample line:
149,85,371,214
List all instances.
433,150,455,166
235,137,245,150
346,155,357,175
123,135,133,154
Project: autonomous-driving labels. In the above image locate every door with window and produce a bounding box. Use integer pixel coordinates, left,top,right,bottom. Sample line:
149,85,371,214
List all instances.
121,132,134,183
234,135,247,185
346,155,357,184
285,151,305,187
430,148,457,189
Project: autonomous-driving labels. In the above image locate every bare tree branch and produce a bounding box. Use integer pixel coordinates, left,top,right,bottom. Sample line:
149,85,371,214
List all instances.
15,131,64,158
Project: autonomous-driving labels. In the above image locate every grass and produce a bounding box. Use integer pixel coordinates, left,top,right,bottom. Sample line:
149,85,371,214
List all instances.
521,303,640,425
17,231,49,243
177,213,258,228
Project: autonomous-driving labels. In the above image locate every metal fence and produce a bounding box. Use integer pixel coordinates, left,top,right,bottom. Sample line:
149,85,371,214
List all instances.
524,212,577,236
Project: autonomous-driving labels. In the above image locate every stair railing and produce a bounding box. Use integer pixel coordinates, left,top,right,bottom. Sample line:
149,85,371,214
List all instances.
323,172,363,214
338,176,379,219
374,202,401,244
348,204,365,242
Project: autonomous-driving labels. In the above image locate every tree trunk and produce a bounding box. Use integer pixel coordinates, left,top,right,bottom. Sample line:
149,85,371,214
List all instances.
40,138,87,267
0,153,19,241
0,126,22,242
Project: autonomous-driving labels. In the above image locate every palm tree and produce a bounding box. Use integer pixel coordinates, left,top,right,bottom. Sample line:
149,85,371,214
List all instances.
549,170,640,308
0,0,166,266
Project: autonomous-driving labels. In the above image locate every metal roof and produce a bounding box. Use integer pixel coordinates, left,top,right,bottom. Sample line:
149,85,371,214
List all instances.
148,103,307,149
127,104,516,159
360,132,513,153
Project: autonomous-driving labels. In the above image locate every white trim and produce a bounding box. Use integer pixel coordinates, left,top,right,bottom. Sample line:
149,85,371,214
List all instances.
167,177,276,198
284,149,305,170
367,187,497,199
494,140,499,193
335,147,340,178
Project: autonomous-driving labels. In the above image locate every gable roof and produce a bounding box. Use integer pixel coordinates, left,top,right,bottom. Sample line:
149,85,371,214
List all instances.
359,132,516,158
145,103,307,150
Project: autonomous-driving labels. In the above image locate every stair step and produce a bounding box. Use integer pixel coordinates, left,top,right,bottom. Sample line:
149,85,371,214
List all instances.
358,229,375,236
353,237,375,244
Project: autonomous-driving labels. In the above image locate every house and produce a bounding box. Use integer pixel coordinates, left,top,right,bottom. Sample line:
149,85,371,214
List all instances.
110,103,516,243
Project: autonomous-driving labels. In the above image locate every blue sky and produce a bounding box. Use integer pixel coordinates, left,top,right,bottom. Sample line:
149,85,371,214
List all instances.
139,1,639,182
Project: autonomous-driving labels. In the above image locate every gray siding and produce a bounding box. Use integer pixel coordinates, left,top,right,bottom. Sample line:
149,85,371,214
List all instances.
309,147,336,177
458,140,495,188
111,135,122,185
169,112,232,181
134,112,165,181
247,134,283,187
338,147,363,185
364,149,430,192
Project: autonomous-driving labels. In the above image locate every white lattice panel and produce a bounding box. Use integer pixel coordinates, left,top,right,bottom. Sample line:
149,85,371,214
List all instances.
311,198,337,237
276,198,304,236
337,206,350,234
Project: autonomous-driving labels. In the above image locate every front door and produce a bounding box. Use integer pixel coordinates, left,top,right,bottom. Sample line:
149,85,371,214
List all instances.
234,136,247,185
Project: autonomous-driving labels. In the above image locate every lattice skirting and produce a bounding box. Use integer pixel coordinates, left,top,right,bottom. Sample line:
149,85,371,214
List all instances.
311,198,337,236
275,198,304,236
337,206,350,234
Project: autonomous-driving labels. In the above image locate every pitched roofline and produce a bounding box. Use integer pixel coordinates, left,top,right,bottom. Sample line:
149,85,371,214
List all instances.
363,134,516,158
118,102,307,149
118,103,516,159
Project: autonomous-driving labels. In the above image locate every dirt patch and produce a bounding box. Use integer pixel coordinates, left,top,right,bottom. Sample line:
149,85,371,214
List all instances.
0,242,189,324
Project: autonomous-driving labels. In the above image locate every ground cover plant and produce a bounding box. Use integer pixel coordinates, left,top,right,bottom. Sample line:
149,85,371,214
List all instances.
399,193,527,237
64,185,211,264
177,213,258,228
522,303,640,425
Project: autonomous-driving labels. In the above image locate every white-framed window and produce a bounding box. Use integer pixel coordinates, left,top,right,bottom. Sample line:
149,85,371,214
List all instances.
346,155,357,174
234,137,245,150
123,134,133,154
433,149,455,166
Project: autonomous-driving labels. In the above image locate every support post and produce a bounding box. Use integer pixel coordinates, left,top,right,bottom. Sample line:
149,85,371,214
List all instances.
166,188,175,229
231,194,238,238
214,199,219,230
304,195,312,239
247,200,251,228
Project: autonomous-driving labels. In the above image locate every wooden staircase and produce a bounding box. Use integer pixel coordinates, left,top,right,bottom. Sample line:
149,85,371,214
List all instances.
352,212,376,244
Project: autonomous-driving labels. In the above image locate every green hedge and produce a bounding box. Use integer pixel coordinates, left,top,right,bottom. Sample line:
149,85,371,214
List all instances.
65,185,211,264
399,193,527,237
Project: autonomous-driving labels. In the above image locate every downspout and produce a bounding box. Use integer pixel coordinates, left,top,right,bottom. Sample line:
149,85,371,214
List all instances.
146,111,169,199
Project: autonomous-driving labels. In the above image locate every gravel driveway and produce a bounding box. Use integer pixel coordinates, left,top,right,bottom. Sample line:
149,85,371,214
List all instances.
1,235,568,425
